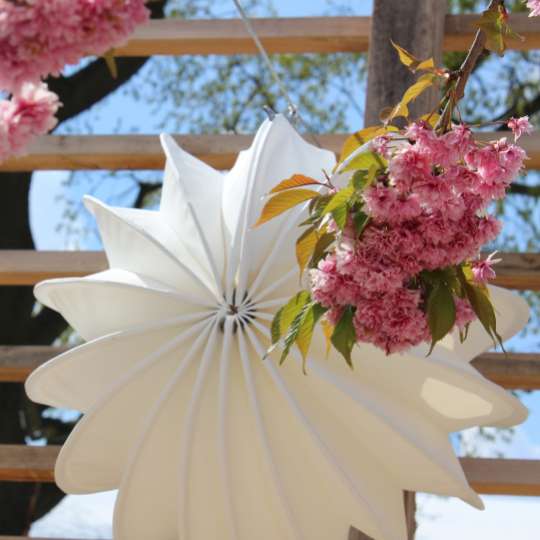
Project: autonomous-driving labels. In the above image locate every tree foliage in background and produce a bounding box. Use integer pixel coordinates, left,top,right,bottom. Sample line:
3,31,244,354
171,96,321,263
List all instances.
1,0,539,534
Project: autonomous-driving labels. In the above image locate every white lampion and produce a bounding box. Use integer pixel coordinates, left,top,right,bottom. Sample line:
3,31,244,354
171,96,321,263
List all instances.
26,115,529,540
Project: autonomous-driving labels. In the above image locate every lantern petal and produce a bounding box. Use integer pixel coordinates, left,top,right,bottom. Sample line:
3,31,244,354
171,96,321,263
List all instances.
35,269,211,340
84,196,219,300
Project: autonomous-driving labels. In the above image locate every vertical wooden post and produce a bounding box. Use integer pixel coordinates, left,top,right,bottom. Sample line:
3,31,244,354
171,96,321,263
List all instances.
364,0,446,126
351,1,447,539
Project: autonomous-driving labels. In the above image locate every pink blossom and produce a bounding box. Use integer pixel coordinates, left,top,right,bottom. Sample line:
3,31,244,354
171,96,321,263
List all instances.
363,185,421,223
352,288,430,354
388,146,431,192
472,252,501,283
306,118,523,355
0,82,60,162
0,0,150,92
507,116,533,140
527,0,540,16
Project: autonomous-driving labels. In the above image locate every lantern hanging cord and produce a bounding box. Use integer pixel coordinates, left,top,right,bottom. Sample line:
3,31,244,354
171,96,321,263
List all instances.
231,0,321,147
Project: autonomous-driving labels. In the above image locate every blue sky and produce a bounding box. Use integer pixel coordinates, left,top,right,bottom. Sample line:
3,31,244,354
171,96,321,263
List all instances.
26,1,540,538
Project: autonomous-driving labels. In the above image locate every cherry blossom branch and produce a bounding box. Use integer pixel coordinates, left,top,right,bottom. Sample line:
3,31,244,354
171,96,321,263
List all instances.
436,0,504,132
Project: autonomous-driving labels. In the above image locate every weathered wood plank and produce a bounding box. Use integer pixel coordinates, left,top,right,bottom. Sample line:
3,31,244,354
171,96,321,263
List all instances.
1,445,538,497
0,445,58,482
0,250,537,288
1,131,538,172
487,252,540,291
2,344,540,389
106,15,540,57
462,458,540,497
472,352,540,390
0,251,107,286
0,346,69,382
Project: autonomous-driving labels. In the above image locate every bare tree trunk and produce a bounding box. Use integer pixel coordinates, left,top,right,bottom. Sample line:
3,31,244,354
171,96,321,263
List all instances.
364,0,446,126
353,1,447,539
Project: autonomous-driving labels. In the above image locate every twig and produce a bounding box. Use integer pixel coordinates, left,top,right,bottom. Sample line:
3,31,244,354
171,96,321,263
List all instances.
436,0,504,132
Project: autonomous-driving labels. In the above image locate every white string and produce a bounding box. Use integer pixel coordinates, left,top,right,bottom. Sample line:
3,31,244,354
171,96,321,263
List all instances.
231,0,322,147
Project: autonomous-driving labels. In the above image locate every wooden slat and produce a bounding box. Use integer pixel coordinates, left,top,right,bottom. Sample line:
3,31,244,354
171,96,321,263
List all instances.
444,13,540,52
472,352,540,390
0,250,537,288
2,346,540,387
1,445,538,496
0,445,58,482
0,346,69,382
0,251,107,286
1,131,539,172
487,252,540,291
462,458,540,497
108,14,539,57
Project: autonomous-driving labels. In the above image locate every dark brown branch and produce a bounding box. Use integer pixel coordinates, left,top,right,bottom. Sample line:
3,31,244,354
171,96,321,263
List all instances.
495,92,540,126
509,183,540,197
134,181,161,209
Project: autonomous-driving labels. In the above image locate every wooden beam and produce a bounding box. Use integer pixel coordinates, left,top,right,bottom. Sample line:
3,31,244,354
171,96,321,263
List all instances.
487,251,540,290
462,458,540,497
0,251,537,288
1,445,538,497
0,251,107,286
0,445,58,482
0,346,69,382
103,15,539,57
472,352,540,390
1,342,539,388
444,13,540,52
1,131,539,172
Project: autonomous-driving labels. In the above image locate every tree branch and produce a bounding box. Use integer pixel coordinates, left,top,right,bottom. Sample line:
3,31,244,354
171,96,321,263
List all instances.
134,181,161,208
508,182,540,197
495,92,540,127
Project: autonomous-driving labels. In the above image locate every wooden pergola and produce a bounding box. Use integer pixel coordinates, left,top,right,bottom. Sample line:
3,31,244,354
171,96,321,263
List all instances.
1,4,539,540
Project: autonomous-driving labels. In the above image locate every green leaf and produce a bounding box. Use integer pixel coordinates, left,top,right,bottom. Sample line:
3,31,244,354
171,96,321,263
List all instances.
353,210,369,236
254,189,319,227
103,49,118,79
296,226,319,276
352,170,368,191
295,302,328,372
321,318,334,357
402,73,435,104
391,41,435,73
331,306,357,368
463,281,503,348
391,40,419,68
323,185,354,215
381,73,436,123
309,233,335,268
426,283,456,355
338,125,395,164
270,291,311,345
341,151,386,173
280,308,305,364
270,174,322,194
477,7,506,55
332,205,348,231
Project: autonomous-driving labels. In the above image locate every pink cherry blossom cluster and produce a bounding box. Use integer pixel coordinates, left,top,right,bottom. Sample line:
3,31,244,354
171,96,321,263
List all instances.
0,0,149,92
311,121,528,354
0,83,60,162
527,0,540,17
0,0,149,162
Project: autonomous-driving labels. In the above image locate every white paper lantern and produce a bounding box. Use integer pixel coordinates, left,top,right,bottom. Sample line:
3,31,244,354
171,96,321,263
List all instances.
26,115,529,540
